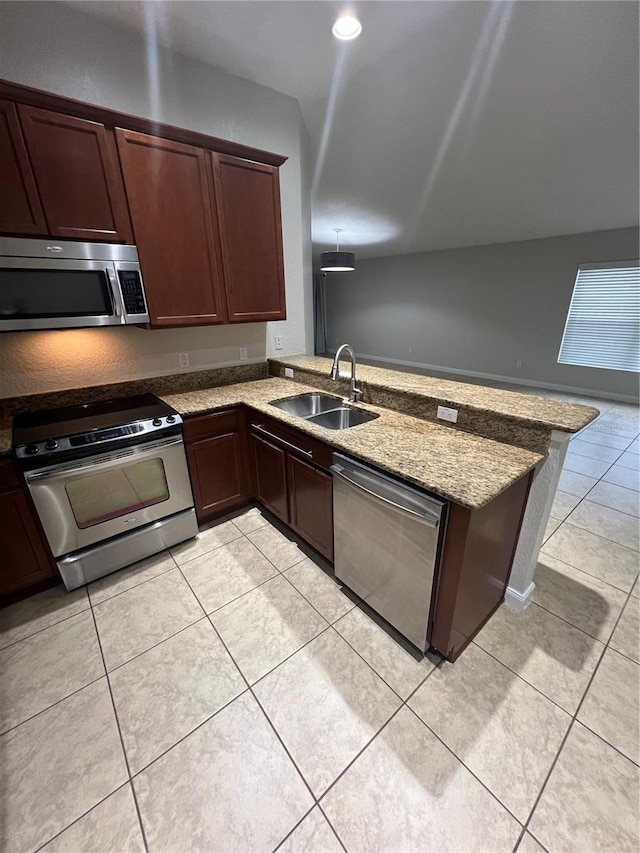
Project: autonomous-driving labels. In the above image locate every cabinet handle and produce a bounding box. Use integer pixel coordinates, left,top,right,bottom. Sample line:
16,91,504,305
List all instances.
252,424,313,458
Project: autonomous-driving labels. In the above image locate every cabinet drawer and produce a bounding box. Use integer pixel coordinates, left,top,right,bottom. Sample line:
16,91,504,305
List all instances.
247,415,333,471
183,409,238,443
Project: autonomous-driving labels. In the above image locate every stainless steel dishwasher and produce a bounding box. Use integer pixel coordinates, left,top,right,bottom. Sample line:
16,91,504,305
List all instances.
331,453,447,651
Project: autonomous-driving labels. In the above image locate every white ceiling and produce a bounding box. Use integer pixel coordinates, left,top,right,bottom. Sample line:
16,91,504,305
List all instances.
69,1,639,259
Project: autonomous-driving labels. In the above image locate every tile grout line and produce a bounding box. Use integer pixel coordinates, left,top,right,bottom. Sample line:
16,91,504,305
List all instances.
487,442,640,729
174,543,329,822
11,468,639,853
518,578,638,848
526,598,619,648
88,557,178,607
30,781,133,853
0,595,92,653
104,613,208,675
86,602,151,853
175,540,432,852
0,670,107,740
535,549,636,597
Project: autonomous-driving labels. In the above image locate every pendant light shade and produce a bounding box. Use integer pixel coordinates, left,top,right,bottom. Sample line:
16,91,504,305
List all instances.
320,229,356,272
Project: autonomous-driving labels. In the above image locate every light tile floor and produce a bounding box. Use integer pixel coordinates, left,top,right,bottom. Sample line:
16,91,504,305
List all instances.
0,394,638,852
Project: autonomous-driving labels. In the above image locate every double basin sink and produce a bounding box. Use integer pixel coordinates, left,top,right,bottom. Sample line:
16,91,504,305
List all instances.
270,393,379,430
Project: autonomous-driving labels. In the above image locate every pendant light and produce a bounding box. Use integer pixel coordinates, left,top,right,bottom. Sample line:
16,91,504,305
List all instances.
320,229,356,272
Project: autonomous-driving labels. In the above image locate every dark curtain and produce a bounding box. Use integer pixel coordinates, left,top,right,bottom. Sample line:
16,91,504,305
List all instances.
313,272,328,354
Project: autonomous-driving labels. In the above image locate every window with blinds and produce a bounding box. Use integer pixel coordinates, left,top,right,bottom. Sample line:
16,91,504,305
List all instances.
558,261,640,373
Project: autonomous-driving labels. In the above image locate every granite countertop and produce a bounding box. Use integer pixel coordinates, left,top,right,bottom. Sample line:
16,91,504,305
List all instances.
161,377,543,510
0,429,11,456
269,355,599,434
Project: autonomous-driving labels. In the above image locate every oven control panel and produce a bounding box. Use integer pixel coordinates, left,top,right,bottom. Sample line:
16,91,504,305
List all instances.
14,414,182,462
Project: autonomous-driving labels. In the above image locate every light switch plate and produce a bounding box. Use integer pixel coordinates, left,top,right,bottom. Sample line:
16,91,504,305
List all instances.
284,367,294,378
437,405,458,423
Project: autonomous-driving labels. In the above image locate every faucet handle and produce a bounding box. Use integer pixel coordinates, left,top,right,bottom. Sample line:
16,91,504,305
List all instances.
351,382,364,402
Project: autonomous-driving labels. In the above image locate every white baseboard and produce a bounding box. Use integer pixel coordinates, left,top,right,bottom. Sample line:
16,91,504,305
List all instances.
504,582,535,612
325,350,638,404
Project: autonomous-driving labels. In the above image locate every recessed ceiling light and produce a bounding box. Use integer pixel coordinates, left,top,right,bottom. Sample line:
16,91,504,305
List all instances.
332,14,362,41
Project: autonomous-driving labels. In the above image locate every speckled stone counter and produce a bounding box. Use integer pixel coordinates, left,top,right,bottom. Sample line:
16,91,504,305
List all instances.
161,377,542,510
0,429,11,456
268,355,600,454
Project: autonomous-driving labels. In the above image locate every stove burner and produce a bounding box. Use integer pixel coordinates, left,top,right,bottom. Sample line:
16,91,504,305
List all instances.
13,394,183,468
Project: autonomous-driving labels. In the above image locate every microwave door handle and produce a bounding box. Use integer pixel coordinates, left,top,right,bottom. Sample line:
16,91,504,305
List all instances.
105,266,123,318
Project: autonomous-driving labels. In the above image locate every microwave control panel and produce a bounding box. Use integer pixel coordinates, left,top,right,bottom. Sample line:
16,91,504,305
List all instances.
118,270,147,316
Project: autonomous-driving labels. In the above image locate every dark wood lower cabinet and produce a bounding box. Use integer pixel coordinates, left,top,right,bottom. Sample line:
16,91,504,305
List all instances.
0,461,56,598
429,470,533,661
287,454,333,561
178,405,533,664
251,432,289,523
187,432,245,519
183,409,249,521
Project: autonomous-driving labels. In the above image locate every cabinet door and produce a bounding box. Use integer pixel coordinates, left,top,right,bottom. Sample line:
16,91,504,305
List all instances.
0,99,47,235
18,105,133,242
251,433,288,522
187,432,246,519
288,455,334,560
212,153,286,322
0,488,55,596
116,129,227,326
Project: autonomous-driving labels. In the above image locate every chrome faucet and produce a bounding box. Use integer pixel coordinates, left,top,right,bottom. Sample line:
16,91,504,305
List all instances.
330,343,363,402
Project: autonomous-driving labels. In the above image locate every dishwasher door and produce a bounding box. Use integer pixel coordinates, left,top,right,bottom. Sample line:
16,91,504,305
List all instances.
331,454,446,651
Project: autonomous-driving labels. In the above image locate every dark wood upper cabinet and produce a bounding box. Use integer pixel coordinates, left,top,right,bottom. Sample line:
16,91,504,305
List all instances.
287,454,334,561
212,153,286,322
116,128,227,327
0,83,289,329
0,98,47,235
17,105,133,243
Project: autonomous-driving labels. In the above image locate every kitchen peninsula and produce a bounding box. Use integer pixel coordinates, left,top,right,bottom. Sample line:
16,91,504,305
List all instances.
0,358,598,662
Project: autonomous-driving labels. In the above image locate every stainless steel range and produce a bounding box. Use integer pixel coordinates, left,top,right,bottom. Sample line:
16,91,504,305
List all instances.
13,395,198,591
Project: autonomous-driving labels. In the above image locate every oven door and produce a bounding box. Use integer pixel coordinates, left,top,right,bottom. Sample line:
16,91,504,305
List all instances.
0,257,125,331
24,436,195,557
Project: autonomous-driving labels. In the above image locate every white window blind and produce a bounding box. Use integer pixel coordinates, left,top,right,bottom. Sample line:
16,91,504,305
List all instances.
558,261,640,373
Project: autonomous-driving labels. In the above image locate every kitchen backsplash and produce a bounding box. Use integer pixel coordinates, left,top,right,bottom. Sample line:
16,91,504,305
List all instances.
0,323,268,399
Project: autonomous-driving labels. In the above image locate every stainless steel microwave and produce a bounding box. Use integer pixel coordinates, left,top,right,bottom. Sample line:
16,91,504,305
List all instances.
0,237,150,331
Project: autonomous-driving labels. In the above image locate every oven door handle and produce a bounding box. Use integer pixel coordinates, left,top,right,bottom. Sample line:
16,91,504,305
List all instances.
25,436,184,482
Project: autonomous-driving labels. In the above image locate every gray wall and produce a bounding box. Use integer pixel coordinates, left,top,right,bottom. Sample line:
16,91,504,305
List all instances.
325,227,639,398
0,1,312,397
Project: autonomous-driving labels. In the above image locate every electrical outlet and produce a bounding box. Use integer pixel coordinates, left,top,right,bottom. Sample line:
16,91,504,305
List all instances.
516,359,523,368
437,405,458,423
239,347,248,361
274,335,283,350
284,367,294,378
178,352,189,368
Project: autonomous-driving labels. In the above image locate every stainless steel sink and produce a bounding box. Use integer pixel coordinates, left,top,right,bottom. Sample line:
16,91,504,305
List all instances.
306,407,379,430
269,393,378,430
270,393,343,417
